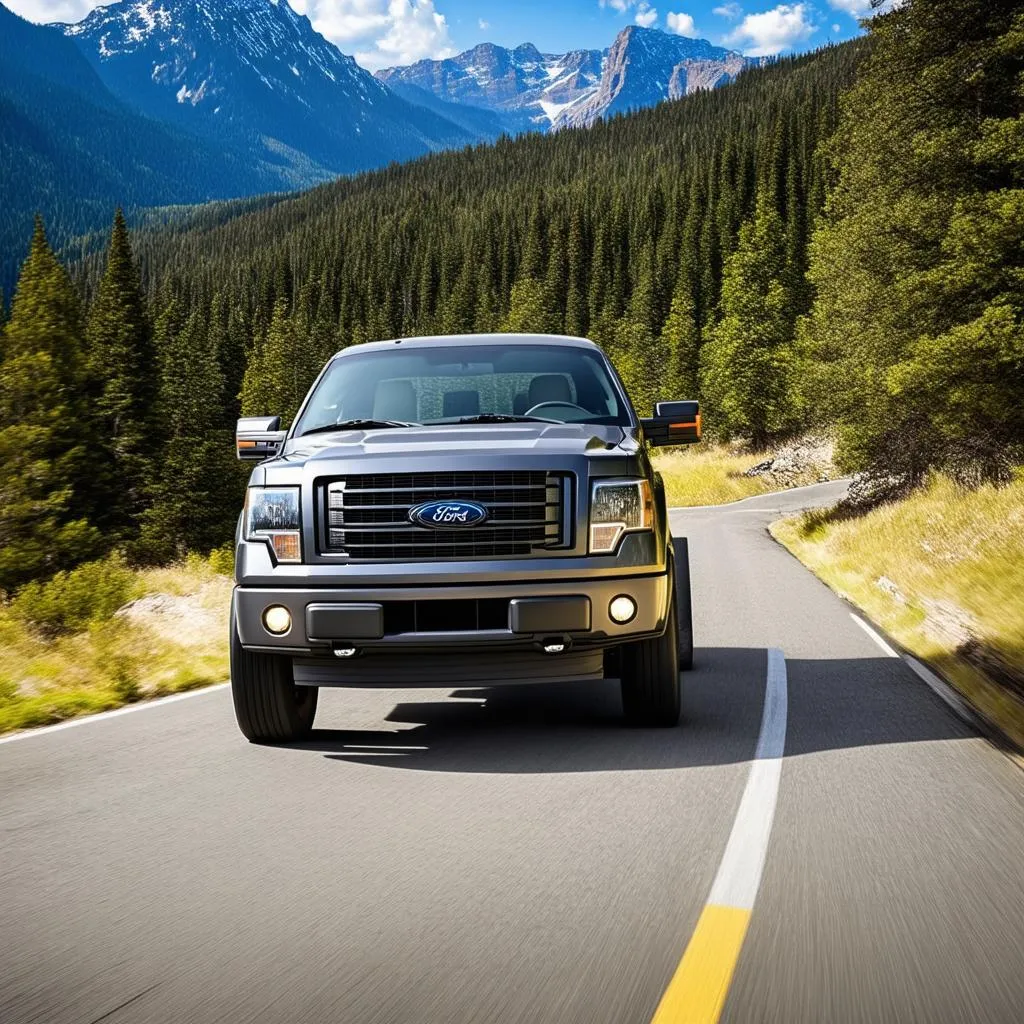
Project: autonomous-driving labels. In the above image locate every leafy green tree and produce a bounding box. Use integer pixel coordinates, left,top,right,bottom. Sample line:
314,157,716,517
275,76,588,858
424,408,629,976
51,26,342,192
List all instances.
0,217,100,590
804,0,1024,480
86,209,155,533
700,198,798,446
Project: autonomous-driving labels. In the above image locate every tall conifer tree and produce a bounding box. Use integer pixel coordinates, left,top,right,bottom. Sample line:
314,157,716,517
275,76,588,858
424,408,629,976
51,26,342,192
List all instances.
0,218,100,589
86,209,155,534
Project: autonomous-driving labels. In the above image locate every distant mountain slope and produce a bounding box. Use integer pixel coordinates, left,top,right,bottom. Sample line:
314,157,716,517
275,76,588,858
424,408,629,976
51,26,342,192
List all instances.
0,2,281,293
568,26,756,128
377,27,757,132
377,42,603,133
60,0,479,183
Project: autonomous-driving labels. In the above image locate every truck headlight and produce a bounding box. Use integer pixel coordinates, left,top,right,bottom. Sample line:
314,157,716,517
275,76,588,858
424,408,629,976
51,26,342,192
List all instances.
589,479,655,554
244,487,302,563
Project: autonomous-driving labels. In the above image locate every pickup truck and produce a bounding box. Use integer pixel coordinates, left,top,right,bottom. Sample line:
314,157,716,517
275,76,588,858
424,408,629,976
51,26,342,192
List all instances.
231,333,701,742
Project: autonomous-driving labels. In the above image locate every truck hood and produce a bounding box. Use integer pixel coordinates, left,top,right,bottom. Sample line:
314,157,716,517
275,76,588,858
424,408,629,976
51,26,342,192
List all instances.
278,422,636,464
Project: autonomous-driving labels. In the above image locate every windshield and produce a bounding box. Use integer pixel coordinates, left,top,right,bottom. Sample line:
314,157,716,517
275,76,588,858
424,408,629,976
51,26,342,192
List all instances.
292,343,633,436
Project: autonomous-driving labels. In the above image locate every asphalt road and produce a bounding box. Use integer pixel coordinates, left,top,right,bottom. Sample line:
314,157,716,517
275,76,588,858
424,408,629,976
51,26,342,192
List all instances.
2,480,1023,1024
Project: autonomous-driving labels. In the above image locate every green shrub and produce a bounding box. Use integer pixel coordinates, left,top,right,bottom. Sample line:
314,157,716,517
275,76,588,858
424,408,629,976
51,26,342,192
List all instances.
0,676,18,705
11,554,140,634
207,544,235,577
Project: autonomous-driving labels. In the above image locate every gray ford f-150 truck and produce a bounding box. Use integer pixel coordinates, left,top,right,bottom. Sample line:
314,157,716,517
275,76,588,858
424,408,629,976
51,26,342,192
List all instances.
231,333,701,742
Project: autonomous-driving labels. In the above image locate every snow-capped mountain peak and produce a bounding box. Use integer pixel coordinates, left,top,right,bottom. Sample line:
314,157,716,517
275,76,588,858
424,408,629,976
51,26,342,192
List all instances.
56,0,475,185
377,25,757,133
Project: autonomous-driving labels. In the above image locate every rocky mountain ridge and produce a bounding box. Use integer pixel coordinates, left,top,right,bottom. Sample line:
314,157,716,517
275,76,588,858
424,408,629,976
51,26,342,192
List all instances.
378,26,758,133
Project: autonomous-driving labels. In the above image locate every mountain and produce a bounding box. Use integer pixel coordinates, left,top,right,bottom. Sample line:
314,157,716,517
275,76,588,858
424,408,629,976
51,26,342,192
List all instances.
0,2,281,293
376,27,757,133
59,0,478,185
377,42,604,134
568,26,755,128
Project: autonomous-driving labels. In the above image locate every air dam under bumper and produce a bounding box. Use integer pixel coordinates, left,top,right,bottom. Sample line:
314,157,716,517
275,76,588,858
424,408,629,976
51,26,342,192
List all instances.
233,573,670,687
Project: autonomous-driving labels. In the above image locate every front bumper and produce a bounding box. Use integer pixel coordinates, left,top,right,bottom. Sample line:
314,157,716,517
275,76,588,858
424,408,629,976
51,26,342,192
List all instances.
234,572,670,687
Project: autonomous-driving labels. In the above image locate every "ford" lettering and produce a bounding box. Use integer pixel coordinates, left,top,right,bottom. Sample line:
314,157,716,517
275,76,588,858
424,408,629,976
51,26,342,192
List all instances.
409,500,489,529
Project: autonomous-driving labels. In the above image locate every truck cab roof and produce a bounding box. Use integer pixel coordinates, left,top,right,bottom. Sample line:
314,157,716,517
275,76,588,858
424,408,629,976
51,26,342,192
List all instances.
331,333,601,359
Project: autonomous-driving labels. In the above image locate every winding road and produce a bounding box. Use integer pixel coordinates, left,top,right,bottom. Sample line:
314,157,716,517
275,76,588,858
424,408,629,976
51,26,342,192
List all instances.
2,481,1023,1024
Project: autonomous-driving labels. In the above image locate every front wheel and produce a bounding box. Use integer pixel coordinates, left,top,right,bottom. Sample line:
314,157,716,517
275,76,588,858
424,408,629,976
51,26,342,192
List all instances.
230,609,318,743
619,584,681,727
675,538,694,671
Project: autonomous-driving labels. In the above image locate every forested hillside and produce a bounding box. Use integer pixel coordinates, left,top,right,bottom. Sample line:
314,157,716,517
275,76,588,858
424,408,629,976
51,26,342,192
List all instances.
0,4,285,295
109,40,863,430
1,0,1021,598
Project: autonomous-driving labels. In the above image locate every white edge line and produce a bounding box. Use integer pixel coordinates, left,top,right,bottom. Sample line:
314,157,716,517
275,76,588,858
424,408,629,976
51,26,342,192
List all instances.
849,614,1001,748
903,655,978,720
850,613,900,658
707,647,788,911
0,683,230,747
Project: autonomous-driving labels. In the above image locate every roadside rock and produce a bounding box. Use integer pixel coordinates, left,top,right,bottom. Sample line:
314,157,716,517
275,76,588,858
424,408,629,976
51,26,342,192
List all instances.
835,471,914,515
743,434,835,486
116,582,227,647
876,576,907,604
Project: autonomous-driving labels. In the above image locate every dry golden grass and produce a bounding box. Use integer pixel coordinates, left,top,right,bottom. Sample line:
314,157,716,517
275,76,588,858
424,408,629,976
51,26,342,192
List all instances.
0,556,232,734
773,472,1024,749
655,445,824,507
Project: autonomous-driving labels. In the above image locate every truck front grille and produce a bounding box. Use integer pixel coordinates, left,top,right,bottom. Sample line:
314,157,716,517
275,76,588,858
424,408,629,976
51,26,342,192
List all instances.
322,471,571,560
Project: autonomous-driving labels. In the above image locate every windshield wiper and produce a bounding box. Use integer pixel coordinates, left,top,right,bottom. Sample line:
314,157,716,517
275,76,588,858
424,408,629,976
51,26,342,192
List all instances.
299,419,419,437
452,413,561,425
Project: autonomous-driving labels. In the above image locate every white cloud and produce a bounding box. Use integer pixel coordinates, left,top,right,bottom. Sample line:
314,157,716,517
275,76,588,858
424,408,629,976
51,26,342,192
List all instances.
635,3,658,28
828,0,899,16
827,0,872,13
712,2,743,19
726,3,815,56
478,18,489,31
9,0,455,71
2,0,96,23
600,0,633,11
290,1,455,70
666,11,698,36
832,21,841,30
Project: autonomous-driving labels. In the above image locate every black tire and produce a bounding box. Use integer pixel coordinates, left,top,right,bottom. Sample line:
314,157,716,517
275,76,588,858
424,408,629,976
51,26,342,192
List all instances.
230,609,318,743
674,537,695,671
620,584,681,727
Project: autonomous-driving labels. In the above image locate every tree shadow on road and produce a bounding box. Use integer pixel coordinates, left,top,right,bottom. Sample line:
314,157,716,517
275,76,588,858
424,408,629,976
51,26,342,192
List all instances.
284,646,976,773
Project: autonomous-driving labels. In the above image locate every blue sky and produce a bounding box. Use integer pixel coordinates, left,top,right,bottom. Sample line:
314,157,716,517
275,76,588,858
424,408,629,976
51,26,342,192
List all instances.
6,1,882,69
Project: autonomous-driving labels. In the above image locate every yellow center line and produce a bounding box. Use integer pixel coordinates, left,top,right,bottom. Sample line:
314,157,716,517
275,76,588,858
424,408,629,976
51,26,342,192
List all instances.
650,904,751,1024
649,649,788,1024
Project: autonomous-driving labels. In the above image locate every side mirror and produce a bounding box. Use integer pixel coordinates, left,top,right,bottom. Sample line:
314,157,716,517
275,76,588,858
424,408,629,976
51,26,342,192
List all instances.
640,401,701,447
236,416,286,461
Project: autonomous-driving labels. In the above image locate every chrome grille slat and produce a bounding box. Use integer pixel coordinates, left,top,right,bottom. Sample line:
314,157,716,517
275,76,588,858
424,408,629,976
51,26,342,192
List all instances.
322,471,570,560
331,520,561,531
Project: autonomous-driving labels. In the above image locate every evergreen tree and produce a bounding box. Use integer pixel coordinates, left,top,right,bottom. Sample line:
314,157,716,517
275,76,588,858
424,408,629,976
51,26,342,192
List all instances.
240,298,321,424
500,278,559,335
0,217,100,590
804,0,1024,480
660,270,702,402
140,302,242,558
86,210,155,534
700,197,798,447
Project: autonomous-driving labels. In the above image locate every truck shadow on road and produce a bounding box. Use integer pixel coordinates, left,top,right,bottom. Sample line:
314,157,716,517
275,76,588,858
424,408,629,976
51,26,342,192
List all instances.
287,646,976,773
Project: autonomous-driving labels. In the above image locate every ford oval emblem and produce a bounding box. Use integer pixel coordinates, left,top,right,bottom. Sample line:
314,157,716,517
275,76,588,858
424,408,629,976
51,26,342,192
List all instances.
409,499,489,529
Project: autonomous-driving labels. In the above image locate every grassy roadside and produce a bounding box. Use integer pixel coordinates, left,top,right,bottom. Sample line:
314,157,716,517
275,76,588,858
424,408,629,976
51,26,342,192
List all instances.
0,555,232,735
772,472,1024,751
654,438,833,507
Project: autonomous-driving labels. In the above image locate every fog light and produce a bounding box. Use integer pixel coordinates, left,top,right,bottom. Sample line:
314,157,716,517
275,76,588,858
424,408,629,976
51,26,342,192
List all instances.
262,605,292,635
609,595,637,625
